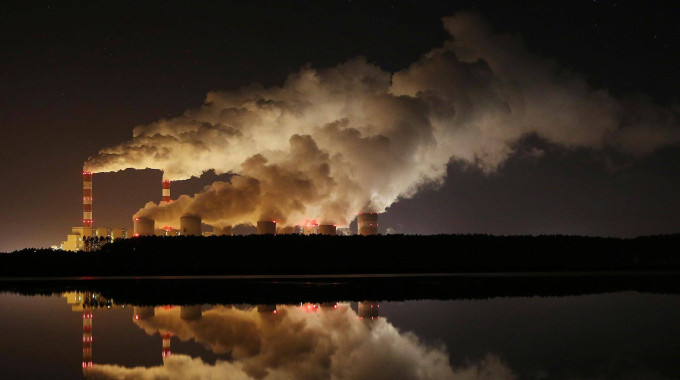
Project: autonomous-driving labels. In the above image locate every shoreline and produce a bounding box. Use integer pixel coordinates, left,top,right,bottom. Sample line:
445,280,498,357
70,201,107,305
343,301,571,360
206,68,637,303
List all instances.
2,270,680,282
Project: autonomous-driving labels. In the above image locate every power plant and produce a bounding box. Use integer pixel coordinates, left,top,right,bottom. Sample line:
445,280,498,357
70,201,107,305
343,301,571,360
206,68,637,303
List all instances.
162,179,171,203
60,170,380,250
213,226,233,236
133,217,155,237
357,213,378,236
257,221,277,235
83,171,93,228
318,224,337,236
180,216,202,236
277,226,297,235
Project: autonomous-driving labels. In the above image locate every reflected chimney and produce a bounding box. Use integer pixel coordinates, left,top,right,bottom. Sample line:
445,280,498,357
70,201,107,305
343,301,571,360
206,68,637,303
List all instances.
161,332,172,358
82,308,93,370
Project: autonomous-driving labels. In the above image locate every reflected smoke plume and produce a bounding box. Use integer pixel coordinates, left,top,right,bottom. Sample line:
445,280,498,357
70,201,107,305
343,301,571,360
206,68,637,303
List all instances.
85,12,679,228
85,304,515,380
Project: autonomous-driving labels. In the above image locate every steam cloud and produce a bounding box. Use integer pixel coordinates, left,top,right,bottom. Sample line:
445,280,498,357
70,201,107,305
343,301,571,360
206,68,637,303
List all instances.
84,304,516,380
85,12,680,228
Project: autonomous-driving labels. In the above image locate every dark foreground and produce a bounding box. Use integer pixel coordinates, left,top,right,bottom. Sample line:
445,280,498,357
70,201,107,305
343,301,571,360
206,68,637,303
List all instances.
2,234,679,277
1,275,680,380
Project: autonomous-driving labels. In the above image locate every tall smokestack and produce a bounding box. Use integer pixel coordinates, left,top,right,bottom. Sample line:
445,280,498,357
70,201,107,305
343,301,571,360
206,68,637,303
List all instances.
82,171,93,228
162,179,171,203
357,213,378,236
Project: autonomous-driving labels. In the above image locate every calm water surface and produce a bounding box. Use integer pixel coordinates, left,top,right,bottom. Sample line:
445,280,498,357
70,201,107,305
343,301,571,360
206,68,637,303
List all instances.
0,288,678,379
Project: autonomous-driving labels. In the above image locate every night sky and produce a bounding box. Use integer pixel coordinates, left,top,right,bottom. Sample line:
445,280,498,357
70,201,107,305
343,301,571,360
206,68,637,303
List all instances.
1,1,679,252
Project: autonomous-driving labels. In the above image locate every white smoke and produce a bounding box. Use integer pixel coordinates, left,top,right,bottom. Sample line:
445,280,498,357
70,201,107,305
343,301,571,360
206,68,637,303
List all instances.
85,12,680,228
84,304,516,380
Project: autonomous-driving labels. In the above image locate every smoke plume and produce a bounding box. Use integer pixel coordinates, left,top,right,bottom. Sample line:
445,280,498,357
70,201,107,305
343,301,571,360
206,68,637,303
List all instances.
84,12,680,228
84,304,515,380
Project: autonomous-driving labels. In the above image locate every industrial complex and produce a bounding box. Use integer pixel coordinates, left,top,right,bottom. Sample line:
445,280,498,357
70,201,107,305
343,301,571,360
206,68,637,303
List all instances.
59,171,379,251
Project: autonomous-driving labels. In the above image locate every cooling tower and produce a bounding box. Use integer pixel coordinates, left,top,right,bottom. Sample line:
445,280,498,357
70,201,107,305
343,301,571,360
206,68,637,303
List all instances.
133,306,155,320
82,171,93,227
357,213,379,235
257,304,277,313
213,226,233,236
358,301,380,320
180,216,202,236
318,224,337,235
134,217,155,236
257,221,277,235
277,226,296,235
162,179,171,203
302,223,317,235
179,305,202,321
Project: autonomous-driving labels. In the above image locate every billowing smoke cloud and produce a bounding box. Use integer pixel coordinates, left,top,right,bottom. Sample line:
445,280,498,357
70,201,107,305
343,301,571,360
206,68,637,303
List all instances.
84,304,516,380
85,12,680,227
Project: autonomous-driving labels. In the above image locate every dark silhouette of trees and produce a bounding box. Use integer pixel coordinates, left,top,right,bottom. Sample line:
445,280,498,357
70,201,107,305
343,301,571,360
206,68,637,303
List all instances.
0,234,678,277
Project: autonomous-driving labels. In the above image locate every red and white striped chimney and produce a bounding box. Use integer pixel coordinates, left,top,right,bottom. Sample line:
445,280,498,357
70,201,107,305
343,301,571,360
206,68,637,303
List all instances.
162,332,172,358
83,171,93,227
162,179,171,203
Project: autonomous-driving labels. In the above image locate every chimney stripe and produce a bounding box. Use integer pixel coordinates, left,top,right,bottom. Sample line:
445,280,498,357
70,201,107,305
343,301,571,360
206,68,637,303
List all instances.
83,171,93,227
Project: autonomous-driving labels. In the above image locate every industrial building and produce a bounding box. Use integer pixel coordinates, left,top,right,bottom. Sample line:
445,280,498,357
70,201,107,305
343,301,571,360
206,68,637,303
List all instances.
318,224,337,235
61,170,379,249
257,220,277,235
59,171,134,251
61,226,130,251
357,213,379,236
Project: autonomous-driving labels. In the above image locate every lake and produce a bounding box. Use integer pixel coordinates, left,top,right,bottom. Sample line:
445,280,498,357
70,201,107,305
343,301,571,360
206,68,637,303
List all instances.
0,276,678,379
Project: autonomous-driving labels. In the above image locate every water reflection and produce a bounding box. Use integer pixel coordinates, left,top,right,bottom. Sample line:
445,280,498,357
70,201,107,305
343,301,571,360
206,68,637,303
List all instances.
63,292,512,380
